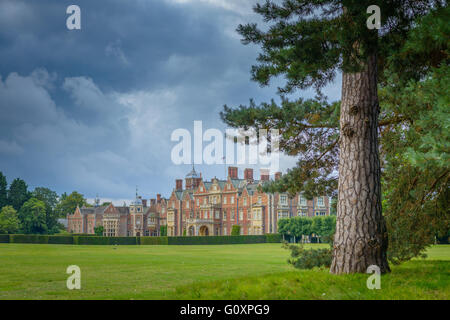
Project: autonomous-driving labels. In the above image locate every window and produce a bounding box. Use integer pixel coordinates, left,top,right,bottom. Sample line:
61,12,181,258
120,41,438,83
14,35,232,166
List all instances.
223,211,227,220
239,209,243,221
280,195,287,205
215,211,220,219
299,195,307,206
196,199,199,206
224,197,227,204
213,197,217,204
231,209,235,220
243,197,247,206
258,196,262,204
231,196,234,204
223,227,227,235
186,201,189,208
203,198,207,205
200,186,203,192
318,197,324,207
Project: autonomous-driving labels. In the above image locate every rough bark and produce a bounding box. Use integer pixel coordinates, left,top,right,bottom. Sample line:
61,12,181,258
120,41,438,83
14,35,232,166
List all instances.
331,54,390,274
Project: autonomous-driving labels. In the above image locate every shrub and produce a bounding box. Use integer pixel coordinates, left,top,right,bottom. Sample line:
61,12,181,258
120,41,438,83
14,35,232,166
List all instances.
0,234,10,243
283,242,332,269
231,225,241,236
139,236,168,245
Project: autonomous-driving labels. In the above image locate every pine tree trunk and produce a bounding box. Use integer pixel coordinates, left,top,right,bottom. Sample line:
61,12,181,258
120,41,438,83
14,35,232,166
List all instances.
331,54,390,274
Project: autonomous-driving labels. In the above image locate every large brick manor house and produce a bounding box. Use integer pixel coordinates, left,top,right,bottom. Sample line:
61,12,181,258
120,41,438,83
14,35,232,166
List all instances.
67,167,331,237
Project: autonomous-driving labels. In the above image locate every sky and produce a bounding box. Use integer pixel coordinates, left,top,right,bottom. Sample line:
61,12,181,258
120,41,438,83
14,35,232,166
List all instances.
0,0,341,205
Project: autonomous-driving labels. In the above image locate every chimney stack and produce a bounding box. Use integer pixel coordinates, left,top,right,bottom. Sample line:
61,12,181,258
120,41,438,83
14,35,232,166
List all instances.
157,194,161,203
176,179,183,191
142,199,147,207
244,168,254,181
150,199,156,206
260,169,270,181
228,166,238,179
275,172,282,181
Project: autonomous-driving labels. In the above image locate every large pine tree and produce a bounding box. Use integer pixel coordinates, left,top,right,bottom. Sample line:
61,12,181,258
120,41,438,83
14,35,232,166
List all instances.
221,0,446,274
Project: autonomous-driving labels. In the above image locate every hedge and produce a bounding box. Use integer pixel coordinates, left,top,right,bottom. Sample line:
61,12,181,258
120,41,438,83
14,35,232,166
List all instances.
0,234,282,245
139,236,168,245
265,233,282,243
0,234,10,243
168,235,267,245
10,234,49,244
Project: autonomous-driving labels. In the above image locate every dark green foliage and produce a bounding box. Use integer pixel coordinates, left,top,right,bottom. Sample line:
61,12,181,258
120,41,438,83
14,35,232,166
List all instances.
55,191,88,218
0,172,7,209
265,233,282,243
0,234,10,243
47,235,74,245
231,225,241,236
160,225,167,236
18,198,48,234
139,236,169,245
32,187,60,234
10,234,49,244
8,178,30,211
168,235,267,245
74,236,138,245
283,242,332,270
94,226,104,236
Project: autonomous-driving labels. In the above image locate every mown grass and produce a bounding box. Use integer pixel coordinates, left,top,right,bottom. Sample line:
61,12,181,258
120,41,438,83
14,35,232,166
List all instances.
0,243,448,299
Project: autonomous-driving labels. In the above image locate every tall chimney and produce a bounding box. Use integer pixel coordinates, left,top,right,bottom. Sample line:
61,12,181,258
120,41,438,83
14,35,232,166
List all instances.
244,168,253,181
150,199,156,206
260,169,270,181
176,179,183,191
228,166,238,179
275,172,282,181
142,199,147,207
157,194,161,203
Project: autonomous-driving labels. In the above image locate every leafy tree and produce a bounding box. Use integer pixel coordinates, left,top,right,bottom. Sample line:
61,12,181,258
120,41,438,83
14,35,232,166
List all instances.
18,198,47,234
8,178,30,211
94,226,104,236
0,172,7,209
231,225,241,236
160,225,167,236
221,0,446,274
55,191,87,217
0,205,20,234
33,187,60,233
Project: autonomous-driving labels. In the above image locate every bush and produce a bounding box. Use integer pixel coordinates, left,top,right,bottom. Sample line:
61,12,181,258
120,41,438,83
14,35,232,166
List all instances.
139,236,168,245
0,234,10,243
265,233,282,243
10,234,49,244
231,225,241,236
283,242,332,269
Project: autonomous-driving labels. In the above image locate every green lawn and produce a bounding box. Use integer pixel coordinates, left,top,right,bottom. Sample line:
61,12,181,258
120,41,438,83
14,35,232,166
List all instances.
0,243,448,299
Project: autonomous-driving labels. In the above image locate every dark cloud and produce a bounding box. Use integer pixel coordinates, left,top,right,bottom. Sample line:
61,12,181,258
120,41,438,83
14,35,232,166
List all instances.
0,0,341,203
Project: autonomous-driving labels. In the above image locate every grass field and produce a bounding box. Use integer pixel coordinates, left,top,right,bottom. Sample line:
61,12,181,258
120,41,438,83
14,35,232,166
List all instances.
0,243,448,300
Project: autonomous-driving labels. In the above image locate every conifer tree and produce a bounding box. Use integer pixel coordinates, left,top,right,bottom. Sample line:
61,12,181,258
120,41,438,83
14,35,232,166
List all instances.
221,0,447,274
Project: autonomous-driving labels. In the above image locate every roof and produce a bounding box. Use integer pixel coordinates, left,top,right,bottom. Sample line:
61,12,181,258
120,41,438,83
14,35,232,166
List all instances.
186,165,201,179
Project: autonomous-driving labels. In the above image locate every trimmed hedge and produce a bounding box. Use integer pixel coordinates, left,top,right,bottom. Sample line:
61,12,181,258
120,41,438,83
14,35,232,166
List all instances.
265,233,282,243
10,234,49,244
0,234,283,245
168,235,267,245
139,236,168,245
0,234,10,243
48,235,74,244
74,236,138,245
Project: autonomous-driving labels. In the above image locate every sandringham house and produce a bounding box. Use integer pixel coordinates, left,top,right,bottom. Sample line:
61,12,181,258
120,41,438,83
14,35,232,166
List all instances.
67,166,330,237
